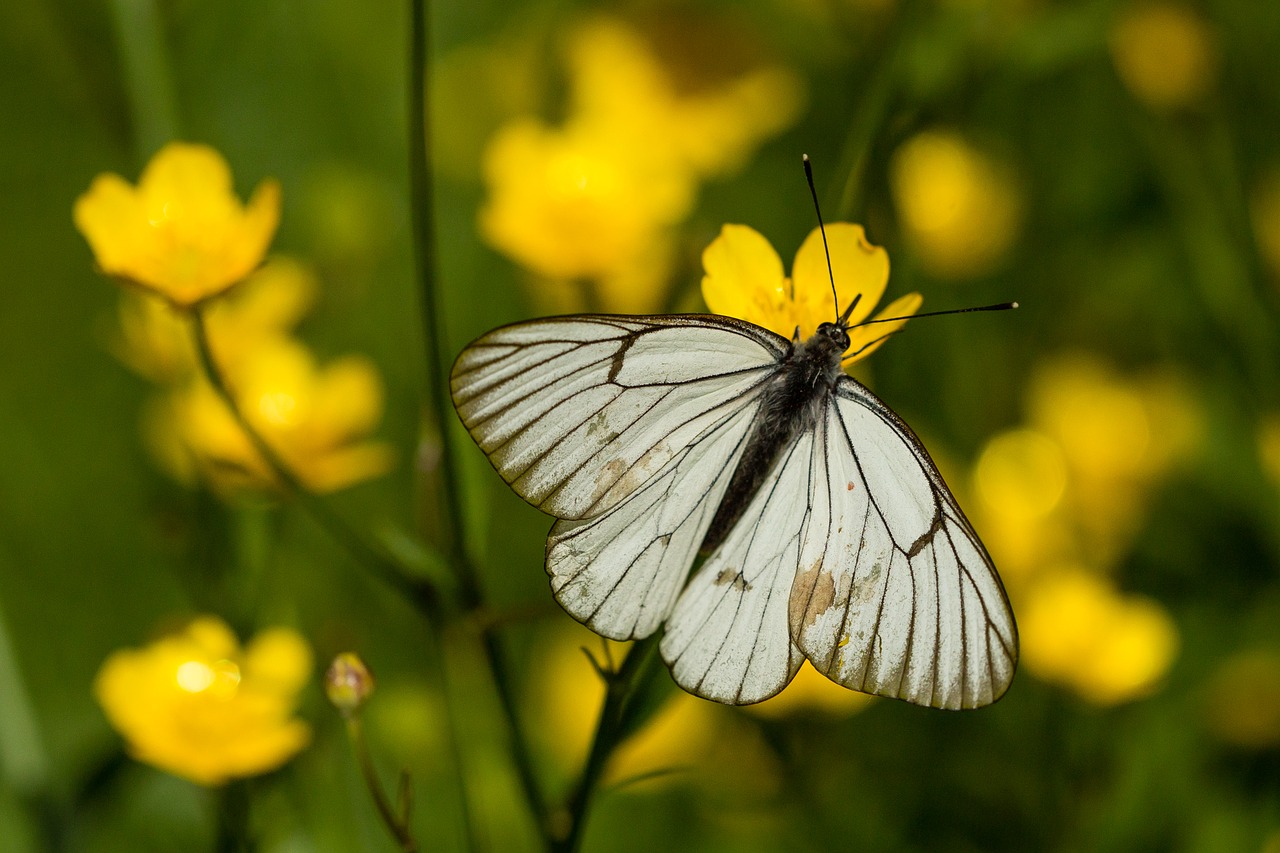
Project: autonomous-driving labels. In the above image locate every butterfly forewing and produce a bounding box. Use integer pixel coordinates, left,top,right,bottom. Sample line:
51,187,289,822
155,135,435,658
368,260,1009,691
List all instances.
450,315,785,520
546,398,761,640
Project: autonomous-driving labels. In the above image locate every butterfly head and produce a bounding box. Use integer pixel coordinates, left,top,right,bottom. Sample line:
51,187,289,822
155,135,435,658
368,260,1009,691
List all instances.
814,321,851,355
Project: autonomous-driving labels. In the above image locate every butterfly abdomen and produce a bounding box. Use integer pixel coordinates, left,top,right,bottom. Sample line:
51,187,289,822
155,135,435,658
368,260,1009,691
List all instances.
700,330,846,554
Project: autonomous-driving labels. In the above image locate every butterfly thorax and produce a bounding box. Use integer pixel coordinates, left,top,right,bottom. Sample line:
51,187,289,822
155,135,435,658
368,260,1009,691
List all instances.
700,322,850,554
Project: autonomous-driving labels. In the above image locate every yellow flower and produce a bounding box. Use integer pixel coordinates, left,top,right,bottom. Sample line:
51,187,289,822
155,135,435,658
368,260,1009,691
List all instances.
565,16,804,178
1109,3,1217,112
94,616,312,786
74,142,281,307
890,131,1022,279
113,256,316,384
701,223,921,364
477,14,802,313
148,337,394,495
1026,355,1199,559
480,118,694,284
1019,566,1178,705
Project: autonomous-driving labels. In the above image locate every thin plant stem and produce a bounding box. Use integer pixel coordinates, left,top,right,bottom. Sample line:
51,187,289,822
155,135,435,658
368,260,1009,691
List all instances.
553,636,662,853
833,0,924,220
107,0,179,155
347,716,418,853
406,0,553,844
188,309,446,610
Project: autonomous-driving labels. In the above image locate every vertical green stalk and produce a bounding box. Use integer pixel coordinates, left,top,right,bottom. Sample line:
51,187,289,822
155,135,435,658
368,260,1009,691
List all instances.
405,0,552,843
833,0,923,220
552,636,661,853
107,0,179,155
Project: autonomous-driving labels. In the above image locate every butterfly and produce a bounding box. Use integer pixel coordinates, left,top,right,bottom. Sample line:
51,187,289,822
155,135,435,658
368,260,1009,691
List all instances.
450,227,1017,710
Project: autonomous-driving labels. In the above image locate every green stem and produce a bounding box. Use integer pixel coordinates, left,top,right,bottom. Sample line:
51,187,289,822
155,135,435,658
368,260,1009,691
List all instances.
406,0,552,843
188,309,447,610
348,717,418,853
107,0,180,155
407,0,471,592
214,780,254,853
553,637,662,853
833,0,923,220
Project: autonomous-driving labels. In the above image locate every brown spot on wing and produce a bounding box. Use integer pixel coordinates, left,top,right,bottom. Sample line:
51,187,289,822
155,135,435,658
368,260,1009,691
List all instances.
789,558,837,633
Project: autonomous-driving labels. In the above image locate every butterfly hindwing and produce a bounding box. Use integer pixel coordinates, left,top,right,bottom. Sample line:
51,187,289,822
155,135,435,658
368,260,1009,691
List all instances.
660,429,815,704
546,398,762,640
788,377,1017,709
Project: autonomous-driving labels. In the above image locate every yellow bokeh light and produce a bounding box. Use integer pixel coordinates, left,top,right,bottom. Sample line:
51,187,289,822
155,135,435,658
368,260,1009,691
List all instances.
890,130,1022,279
1109,3,1218,112
975,429,1069,522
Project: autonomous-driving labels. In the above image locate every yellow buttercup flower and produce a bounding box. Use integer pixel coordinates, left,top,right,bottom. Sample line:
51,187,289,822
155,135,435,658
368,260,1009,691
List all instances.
701,223,921,364
566,16,804,179
74,142,281,307
94,616,312,786
478,14,802,313
1019,566,1178,706
113,256,316,384
890,131,1022,279
480,118,694,283
148,337,394,495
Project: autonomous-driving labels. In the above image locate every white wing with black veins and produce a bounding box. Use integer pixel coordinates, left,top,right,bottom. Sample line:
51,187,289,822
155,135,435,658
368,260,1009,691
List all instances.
787,377,1018,709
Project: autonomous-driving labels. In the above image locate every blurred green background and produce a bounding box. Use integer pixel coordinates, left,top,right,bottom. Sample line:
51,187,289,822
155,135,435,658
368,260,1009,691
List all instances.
4,0,1280,850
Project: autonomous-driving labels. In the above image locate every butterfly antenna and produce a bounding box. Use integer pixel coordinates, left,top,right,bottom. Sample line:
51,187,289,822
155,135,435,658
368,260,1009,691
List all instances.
803,154,840,324
842,327,904,364
852,301,1019,328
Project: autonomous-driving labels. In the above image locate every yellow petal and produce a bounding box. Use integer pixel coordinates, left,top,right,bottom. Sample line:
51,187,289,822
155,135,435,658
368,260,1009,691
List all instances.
845,292,921,364
244,628,313,693
791,223,889,329
700,224,786,330
309,355,385,442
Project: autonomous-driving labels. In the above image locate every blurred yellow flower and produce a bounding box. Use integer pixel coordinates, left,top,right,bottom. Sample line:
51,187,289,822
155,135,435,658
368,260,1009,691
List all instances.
701,223,921,364
566,16,804,179
148,338,393,495
1027,355,1199,557
1019,566,1178,705
478,14,802,313
480,118,694,283
1109,3,1218,112
1204,650,1280,749
75,142,281,307
113,256,316,384
890,131,1022,279
94,616,312,786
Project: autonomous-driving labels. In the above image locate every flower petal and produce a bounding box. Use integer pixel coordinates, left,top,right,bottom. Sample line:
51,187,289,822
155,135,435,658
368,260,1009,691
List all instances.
792,223,889,329
701,224,786,330
845,291,921,365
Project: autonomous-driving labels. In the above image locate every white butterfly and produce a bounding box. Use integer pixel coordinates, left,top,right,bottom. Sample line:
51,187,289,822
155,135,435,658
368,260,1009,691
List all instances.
450,298,1017,710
